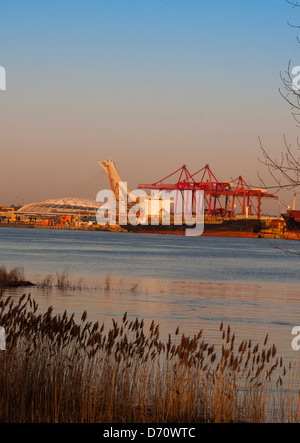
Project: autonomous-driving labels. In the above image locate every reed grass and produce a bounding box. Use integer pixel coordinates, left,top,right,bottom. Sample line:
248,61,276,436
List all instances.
0,291,298,423
37,271,140,294
37,271,85,291
0,266,32,287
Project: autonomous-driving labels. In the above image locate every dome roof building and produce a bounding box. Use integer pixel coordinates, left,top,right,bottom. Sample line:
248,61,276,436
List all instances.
17,198,101,216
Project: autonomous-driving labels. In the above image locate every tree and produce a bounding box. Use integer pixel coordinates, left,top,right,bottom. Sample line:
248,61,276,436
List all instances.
259,1,300,196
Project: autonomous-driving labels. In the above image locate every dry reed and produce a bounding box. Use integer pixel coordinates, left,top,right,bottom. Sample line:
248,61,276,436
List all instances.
37,271,139,294
0,266,32,288
0,295,299,423
0,291,297,423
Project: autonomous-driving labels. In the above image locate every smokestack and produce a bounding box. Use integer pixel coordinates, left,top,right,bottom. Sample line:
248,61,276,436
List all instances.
293,193,296,211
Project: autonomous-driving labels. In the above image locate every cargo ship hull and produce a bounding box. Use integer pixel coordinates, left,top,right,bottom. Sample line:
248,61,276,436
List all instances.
125,218,264,236
281,210,300,232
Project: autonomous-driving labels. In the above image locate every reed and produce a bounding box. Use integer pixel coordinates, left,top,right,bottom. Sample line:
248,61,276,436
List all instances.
37,271,140,294
0,291,297,423
0,266,27,287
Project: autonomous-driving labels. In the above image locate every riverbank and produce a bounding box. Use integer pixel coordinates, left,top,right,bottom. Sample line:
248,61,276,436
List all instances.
0,222,275,239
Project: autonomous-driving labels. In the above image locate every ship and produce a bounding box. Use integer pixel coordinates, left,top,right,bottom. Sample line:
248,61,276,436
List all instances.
281,210,300,232
125,217,265,236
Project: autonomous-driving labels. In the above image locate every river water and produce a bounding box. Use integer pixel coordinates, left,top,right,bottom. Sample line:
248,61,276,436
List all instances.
1,227,300,364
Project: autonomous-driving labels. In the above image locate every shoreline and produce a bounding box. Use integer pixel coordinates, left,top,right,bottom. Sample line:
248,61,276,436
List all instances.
1,222,298,240
0,222,262,238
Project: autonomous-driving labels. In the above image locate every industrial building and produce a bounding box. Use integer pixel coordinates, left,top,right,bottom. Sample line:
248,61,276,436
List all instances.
15,198,101,228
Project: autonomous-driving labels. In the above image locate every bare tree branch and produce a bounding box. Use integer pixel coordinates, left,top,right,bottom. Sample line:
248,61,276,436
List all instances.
258,136,300,193
286,0,300,8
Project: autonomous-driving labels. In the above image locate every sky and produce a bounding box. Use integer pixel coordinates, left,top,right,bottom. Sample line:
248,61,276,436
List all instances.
1,0,300,213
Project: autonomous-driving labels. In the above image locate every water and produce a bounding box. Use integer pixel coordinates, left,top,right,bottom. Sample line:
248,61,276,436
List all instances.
1,227,300,283
1,227,300,363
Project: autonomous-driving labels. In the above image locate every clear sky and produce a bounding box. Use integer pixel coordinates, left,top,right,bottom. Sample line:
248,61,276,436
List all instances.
1,0,300,213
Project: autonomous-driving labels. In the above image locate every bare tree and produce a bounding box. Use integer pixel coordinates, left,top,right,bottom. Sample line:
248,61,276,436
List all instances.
258,135,300,193
255,0,300,254
259,1,300,196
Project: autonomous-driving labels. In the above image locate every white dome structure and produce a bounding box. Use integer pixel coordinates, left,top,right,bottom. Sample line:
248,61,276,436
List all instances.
17,197,101,216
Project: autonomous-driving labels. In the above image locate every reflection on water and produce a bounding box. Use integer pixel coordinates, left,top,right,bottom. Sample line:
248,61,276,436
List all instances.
4,275,300,364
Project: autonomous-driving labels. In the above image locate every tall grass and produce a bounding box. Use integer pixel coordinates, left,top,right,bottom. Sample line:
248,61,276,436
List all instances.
0,266,26,287
37,271,139,294
0,291,297,423
2,266,143,293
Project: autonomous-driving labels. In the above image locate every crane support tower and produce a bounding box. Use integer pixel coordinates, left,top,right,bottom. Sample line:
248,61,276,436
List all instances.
98,160,132,201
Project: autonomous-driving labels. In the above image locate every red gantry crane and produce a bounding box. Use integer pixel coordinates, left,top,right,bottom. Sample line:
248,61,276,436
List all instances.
138,164,277,220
